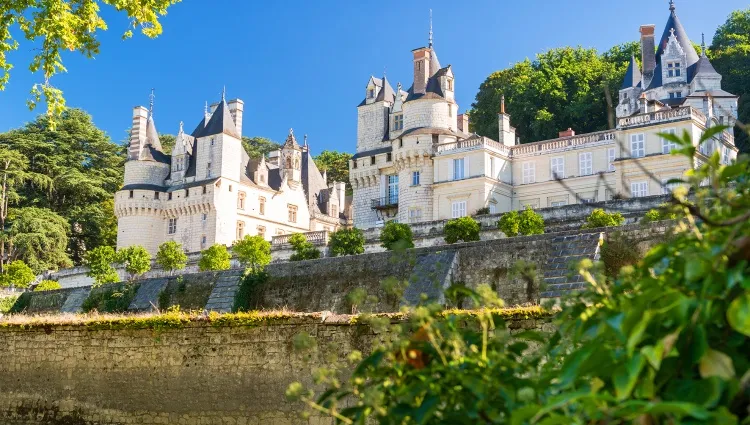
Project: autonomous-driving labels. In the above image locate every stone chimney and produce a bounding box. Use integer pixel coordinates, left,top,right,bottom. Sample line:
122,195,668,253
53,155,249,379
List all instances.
457,113,469,133
559,128,575,138
227,99,244,137
640,93,649,114
336,182,346,214
412,47,431,95
128,106,149,160
498,95,516,146
640,25,657,87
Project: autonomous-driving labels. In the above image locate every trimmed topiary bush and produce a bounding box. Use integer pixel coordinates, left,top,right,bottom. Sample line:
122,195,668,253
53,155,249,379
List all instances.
199,244,231,271
498,207,545,237
329,228,365,257
289,233,322,261
641,204,678,224
379,221,414,251
444,216,480,244
581,208,625,229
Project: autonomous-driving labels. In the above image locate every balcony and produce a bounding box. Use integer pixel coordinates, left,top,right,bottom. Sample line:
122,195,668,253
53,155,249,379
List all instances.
371,196,399,210
617,106,703,129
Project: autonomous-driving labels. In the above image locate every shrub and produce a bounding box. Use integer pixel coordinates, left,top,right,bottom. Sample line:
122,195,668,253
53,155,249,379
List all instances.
233,235,271,272
474,207,490,216
288,233,321,261
0,295,19,314
85,246,120,287
0,260,35,288
234,270,268,312
518,206,545,235
34,280,61,291
116,245,151,281
329,228,365,257
198,244,231,271
581,208,625,229
641,204,678,224
81,283,139,313
497,210,520,236
444,216,480,244
379,221,414,251
155,241,188,275
600,231,642,279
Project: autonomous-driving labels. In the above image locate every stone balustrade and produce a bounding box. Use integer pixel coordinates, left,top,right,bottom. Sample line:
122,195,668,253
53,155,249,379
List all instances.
271,230,329,246
617,106,697,128
436,137,511,156
511,129,616,157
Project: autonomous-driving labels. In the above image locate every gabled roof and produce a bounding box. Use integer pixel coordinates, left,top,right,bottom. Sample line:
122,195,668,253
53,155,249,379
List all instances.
621,55,642,89
301,151,329,215
375,75,396,103
693,54,720,78
194,99,240,139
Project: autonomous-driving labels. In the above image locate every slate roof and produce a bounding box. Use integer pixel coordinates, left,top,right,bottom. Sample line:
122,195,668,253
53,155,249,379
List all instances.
301,151,330,214
656,7,700,70
140,144,171,164
193,99,240,139
351,146,392,160
693,54,720,78
621,55,643,89
375,75,396,103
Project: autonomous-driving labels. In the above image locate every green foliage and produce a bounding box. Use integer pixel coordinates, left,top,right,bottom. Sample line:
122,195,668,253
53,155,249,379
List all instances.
600,232,642,279
313,150,353,191
155,241,188,275
471,43,639,143
444,216,481,244
158,134,176,155
0,260,35,288
290,125,750,424
379,221,415,251
34,280,61,292
234,270,268,312
582,208,625,229
288,233,321,262
0,1,181,119
473,207,491,216
0,295,19,314
198,244,231,271
81,283,138,313
85,245,119,287
328,228,365,257
232,235,271,272
7,292,30,314
499,207,545,237
641,205,678,224
242,136,281,159
6,207,72,273
115,245,151,281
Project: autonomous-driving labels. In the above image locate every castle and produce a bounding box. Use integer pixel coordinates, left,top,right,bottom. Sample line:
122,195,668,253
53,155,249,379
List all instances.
349,1,739,229
115,93,351,254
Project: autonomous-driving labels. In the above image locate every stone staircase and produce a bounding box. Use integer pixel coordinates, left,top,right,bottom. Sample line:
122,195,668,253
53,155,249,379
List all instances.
402,250,459,306
128,278,169,312
60,287,91,313
204,271,244,313
540,232,603,300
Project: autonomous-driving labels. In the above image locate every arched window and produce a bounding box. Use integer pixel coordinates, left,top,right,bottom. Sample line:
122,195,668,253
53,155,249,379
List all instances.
237,191,246,210
286,156,292,169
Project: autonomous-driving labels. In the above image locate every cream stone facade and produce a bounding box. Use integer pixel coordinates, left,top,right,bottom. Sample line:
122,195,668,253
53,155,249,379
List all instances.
350,2,739,229
115,93,351,255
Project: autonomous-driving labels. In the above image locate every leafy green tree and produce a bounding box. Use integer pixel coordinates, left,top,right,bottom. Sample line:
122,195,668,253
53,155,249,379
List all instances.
233,235,271,272
497,210,520,237
288,233,321,261
6,207,72,273
85,245,120,287
444,216,481,244
242,136,281,159
0,260,35,288
328,228,365,257
34,280,61,291
313,150,353,190
158,134,177,155
155,241,188,275
518,206,545,235
0,0,182,119
641,204,678,224
582,208,625,229
710,8,750,152
379,221,414,251
198,244,231,271
115,245,151,281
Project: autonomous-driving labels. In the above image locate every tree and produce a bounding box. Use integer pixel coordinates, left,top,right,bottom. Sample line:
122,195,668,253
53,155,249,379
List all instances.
34,280,61,291
444,217,481,244
242,136,281,159
710,8,750,152
379,221,414,251
0,260,35,288
497,211,520,237
115,245,151,281
199,244,231,271
6,207,72,273
582,208,625,229
471,44,637,144
85,245,119,287
155,241,188,275
328,228,365,257
288,233,322,261
518,206,545,235
314,150,353,190
0,0,182,120
158,134,177,155
232,235,271,272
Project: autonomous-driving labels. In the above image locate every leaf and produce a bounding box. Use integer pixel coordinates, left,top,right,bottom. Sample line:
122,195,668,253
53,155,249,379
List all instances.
727,291,750,337
690,325,708,364
698,125,730,145
626,312,652,356
414,394,439,424
557,344,594,388
510,404,541,425
641,342,665,370
699,349,736,380
613,353,646,400
643,401,710,420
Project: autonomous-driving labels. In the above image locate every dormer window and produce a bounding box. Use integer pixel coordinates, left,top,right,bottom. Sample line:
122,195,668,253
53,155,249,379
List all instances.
667,61,681,77
447,78,454,91
367,88,375,98
393,113,404,131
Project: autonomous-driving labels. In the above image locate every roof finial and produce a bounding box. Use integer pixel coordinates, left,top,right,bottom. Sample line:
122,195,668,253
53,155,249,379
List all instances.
428,9,433,48
669,0,675,12
204,101,208,115
221,86,226,102
148,88,155,118
179,121,184,134
701,32,707,56
500,95,506,114
304,134,308,147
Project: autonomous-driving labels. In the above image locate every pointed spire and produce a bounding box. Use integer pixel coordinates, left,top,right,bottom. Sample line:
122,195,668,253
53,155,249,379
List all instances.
179,121,184,134
148,88,155,118
669,0,675,13
221,86,226,102
428,9,433,48
304,134,308,147
701,32,707,56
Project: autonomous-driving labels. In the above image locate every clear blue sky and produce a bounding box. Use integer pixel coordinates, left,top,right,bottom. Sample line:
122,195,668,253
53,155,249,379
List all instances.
0,0,745,154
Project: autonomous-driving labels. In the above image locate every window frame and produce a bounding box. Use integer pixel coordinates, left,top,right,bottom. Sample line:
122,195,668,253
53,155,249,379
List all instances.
631,181,649,198
522,162,536,184
579,152,593,176
550,157,564,180
168,218,177,235
451,201,467,219
411,170,421,186
288,204,298,223
259,197,266,215
661,128,678,154
608,148,616,172
452,158,465,180
630,133,645,158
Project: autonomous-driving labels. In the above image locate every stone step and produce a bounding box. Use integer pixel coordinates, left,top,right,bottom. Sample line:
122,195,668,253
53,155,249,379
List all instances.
60,287,91,314
544,282,587,292
204,274,243,313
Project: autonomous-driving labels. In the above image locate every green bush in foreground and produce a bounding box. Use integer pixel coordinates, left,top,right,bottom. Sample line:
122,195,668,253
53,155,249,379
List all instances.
641,204,678,224
581,208,625,229
329,228,365,257
444,216,480,244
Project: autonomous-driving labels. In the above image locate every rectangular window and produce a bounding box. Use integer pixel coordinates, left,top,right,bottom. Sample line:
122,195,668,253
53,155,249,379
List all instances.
185,189,189,198
522,162,536,184
202,186,207,194
448,104,453,117
630,133,645,158
579,152,593,176
489,203,498,215
288,205,298,223
393,114,404,131
168,192,173,201
667,61,681,77
412,171,420,186
370,156,376,165
408,208,423,223
154,192,160,200
201,235,207,248
580,198,595,204
661,128,678,154
202,213,207,225
236,221,245,240
631,181,649,198
608,148,616,172
386,153,392,162
229,185,233,192
257,226,266,237
551,201,567,207
207,162,212,178
453,158,465,180
129,190,134,199
723,146,729,164
168,218,177,235
451,201,467,219
387,174,399,204
259,197,266,215
490,157,496,178
550,157,564,179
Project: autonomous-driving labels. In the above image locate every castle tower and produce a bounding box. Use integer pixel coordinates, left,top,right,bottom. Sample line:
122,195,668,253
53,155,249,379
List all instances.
280,129,302,184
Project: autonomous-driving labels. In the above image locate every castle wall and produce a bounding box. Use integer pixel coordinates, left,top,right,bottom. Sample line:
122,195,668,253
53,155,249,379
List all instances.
122,161,170,186
402,98,457,131
356,102,388,153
